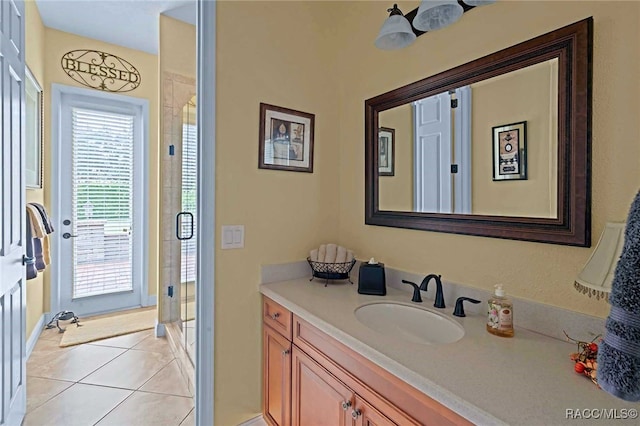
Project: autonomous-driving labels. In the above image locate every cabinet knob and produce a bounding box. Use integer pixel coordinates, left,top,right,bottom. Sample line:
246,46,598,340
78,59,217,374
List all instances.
282,349,290,356
270,312,280,320
351,409,361,419
341,401,352,411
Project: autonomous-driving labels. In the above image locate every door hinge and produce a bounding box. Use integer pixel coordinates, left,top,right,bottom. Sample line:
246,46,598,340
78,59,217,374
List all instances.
168,285,174,297
451,164,458,174
169,145,175,156
451,99,458,109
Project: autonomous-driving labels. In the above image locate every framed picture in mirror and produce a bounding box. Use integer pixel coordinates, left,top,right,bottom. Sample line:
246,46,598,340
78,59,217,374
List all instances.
378,127,395,176
492,121,526,181
25,67,43,189
258,102,314,173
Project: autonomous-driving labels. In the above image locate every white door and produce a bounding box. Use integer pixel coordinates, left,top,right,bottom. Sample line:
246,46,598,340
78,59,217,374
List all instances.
0,0,27,424
413,92,453,213
53,88,147,316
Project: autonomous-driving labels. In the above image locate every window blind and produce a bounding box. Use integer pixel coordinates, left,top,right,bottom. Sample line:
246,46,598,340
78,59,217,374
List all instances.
181,123,197,284
71,107,134,298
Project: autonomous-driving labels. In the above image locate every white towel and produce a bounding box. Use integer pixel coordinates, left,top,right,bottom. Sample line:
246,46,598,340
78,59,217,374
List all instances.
26,205,46,238
318,244,326,262
346,250,354,262
310,249,319,262
335,246,347,263
324,244,337,263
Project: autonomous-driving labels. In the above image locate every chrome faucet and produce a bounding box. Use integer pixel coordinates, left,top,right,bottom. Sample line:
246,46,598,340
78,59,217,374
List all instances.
419,274,445,308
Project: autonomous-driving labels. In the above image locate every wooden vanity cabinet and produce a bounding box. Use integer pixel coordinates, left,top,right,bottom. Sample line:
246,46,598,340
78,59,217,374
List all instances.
263,298,293,426
262,296,471,426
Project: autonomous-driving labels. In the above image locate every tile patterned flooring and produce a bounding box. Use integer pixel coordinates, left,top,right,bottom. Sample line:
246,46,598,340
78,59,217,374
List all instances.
25,324,194,426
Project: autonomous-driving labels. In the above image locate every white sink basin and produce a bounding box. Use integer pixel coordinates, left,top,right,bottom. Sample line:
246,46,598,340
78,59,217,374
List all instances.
354,302,464,345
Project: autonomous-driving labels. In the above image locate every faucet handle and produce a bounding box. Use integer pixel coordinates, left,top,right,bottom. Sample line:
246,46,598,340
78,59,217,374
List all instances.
401,280,422,303
453,297,481,317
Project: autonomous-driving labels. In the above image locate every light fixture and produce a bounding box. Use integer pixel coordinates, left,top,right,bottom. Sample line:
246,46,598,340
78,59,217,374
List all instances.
375,4,417,50
412,0,464,32
375,2,498,50
574,222,626,301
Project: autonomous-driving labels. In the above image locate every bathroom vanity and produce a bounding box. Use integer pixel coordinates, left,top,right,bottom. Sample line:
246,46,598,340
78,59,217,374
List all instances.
260,277,639,425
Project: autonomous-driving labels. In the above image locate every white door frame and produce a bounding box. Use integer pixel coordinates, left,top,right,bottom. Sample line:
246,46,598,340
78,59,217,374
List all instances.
50,84,150,317
196,0,216,424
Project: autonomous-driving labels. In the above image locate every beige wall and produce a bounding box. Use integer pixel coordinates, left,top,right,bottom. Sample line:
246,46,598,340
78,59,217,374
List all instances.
471,60,558,217
25,0,46,340
41,29,160,310
215,1,340,423
335,1,640,321
379,104,413,211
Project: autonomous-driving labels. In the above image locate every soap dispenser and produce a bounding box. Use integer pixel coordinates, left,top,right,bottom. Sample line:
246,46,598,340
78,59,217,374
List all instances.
486,285,514,337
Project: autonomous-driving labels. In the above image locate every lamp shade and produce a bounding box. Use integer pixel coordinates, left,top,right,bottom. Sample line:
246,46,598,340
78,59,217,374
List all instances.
412,0,464,32
375,14,417,50
574,222,626,301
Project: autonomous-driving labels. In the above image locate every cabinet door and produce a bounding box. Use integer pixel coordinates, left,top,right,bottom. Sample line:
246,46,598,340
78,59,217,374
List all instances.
353,395,397,426
291,346,352,426
264,325,292,426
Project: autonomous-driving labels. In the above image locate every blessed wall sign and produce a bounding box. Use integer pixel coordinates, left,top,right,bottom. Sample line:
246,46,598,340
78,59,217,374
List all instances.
61,50,141,93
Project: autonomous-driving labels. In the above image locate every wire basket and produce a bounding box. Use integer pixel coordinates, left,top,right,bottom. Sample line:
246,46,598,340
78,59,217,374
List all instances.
307,257,356,286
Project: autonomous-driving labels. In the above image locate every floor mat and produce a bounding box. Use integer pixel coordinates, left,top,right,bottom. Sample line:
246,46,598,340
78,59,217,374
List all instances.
59,309,156,348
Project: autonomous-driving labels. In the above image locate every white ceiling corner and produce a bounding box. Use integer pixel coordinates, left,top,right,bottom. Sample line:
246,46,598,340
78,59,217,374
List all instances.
35,0,196,55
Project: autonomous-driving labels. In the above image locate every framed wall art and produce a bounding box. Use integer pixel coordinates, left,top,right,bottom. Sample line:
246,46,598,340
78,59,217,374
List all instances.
378,127,395,176
258,103,315,173
492,121,527,181
25,67,43,189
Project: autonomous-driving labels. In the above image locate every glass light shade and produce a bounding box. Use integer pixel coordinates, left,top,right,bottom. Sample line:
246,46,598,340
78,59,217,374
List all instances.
574,222,626,301
375,15,417,50
412,0,464,32
463,0,496,5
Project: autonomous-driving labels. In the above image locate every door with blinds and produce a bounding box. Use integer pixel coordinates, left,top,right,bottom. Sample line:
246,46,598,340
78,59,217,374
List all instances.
56,90,146,316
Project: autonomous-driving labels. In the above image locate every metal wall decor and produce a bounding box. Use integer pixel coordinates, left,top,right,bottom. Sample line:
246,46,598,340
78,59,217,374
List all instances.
61,50,141,92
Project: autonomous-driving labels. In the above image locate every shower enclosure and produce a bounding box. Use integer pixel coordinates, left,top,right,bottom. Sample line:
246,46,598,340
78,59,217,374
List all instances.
161,73,197,374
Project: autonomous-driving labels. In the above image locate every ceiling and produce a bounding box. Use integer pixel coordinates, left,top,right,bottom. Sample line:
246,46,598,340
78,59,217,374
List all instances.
35,0,197,55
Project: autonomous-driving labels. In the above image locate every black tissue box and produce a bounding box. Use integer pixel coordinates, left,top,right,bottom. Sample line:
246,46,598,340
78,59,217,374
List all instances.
358,262,386,296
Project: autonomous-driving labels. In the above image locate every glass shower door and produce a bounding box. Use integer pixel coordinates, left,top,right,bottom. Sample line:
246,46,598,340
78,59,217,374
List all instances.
178,97,197,362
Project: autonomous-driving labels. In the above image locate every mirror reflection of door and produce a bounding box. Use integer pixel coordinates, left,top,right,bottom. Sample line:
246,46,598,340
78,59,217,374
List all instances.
377,59,558,219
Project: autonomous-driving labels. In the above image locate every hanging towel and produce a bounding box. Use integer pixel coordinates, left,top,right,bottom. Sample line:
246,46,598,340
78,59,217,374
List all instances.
597,189,640,401
30,203,54,234
26,205,46,238
25,212,37,280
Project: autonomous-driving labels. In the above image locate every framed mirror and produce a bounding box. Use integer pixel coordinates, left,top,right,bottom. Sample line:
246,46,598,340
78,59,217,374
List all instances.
25,66,43,189
365,18,592,246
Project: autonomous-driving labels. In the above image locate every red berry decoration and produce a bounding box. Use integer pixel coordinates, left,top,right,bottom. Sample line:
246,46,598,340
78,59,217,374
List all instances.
564,330,601,386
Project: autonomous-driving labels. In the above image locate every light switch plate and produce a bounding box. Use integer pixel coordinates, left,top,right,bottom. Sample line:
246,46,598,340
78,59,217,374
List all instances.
221,225,244,249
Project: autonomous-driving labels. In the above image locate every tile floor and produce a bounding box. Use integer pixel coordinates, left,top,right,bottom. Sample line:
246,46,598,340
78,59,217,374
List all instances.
25,323,194,426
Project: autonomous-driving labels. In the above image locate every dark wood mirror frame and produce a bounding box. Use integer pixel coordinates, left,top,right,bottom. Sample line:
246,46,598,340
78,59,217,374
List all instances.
365,18,593,247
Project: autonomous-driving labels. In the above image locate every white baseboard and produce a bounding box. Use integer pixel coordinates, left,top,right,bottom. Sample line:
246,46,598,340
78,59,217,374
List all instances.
238,415,267,426
27,314,46,359
155,321,166,337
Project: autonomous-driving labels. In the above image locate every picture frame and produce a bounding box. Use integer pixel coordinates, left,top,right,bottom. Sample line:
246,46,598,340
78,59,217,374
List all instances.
378,127,395,176
258,103,314,173
492,121,527,181
25,66,43,189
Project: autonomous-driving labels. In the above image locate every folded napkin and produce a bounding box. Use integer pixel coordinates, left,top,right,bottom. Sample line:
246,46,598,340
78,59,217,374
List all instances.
597,190,640,401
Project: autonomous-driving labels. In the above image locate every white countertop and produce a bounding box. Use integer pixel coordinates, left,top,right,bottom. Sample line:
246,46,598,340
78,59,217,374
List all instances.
260,278,640,425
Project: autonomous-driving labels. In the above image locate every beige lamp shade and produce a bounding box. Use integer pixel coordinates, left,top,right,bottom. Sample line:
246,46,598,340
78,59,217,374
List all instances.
574,222,626,301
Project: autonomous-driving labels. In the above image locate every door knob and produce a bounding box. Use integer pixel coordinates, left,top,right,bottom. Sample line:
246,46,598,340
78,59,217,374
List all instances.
341,401,352,411
351,409,361,419
281,349,290,356
62,232,77,239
